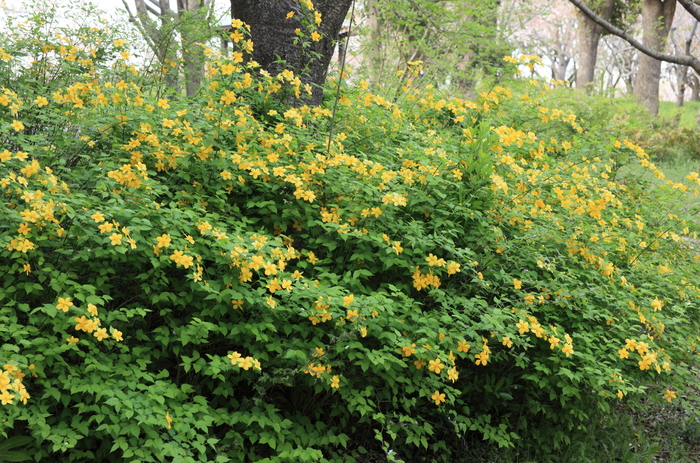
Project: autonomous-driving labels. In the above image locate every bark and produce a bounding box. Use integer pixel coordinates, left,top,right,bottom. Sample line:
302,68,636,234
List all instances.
231,0,353,106
178,0,212,97
552,49,571,82
634,0,676,115
365,0,383,86
690,73,700,101
575,0,615,91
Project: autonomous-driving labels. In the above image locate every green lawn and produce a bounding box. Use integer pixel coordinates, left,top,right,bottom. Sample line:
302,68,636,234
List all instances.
659,100,700,129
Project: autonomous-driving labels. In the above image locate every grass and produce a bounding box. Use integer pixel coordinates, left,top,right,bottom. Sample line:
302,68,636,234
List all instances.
658,100,700,129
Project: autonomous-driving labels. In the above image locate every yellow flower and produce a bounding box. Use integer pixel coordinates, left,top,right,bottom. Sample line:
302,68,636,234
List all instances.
66,336,79,344
663,389,676,402
330,375,340,388
400,345,416,357
91,212,105,223
428,358,444,374
457,340,471,353
446,261,460,275
165,412,173,429
238,357,253,370
502,337,513,348
112,329,123,342
431,390,446,405
93,327,109,341
516,319,529,334
156,234,172,248
98,222,113,234
311,31,321,41
343,294,354,306
426,254,445,267
447,367,459,382
87,303,98,316
286,11,295,18
548,336,560,349
0,390,14,405
307,251,318,265
651,297,665,311
110,233,123,246
220,91,236,106
157,99,170,109
414,359,427,369
513,279,522,289
618,348,629,359
170,250,194,268
475,352,489,366
562,343,574,357
10,120,24,131
56,297,73,312
35,96,49,107
228,351,242,364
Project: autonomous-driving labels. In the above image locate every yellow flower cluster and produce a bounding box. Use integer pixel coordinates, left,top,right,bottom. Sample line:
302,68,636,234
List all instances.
617,338,671,373
0,364,30,405
412,267,441,290
304,362,330,378
228,351,261,371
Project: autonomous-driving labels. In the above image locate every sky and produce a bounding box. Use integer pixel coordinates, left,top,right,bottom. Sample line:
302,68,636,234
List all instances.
1,0,230,21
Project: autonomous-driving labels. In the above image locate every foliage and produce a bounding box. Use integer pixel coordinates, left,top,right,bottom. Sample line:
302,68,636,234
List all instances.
1,4,700,463
354,0,512,93
0,436,33,462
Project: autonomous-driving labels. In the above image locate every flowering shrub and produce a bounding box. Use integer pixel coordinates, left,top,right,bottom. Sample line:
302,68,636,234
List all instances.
1,6,699,463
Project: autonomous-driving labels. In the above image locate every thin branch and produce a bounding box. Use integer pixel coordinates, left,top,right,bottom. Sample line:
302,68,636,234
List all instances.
678,0,700,23
121,0,158,53
568,0,700,75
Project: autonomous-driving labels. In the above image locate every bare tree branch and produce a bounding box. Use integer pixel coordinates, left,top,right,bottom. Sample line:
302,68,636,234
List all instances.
568,0,700,75
121,0,158,53
678,0,700,23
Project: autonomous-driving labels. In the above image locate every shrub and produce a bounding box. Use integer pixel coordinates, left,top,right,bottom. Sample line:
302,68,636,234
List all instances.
1,7,699,463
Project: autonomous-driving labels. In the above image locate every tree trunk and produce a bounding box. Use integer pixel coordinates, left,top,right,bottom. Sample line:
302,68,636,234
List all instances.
677,65,688,107
690,73,700,102
634,0,676,115
231,0,353,106
365,0,383,86
575,0,615,91
178,0,212,97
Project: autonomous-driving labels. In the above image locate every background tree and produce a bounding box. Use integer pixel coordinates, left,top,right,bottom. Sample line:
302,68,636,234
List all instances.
600,34,639,93
575,0,616,90
506,0,578,83
354,0,510,94
668,7,699,106
635,0,676,114
123,0,218,96
569,0,700,114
